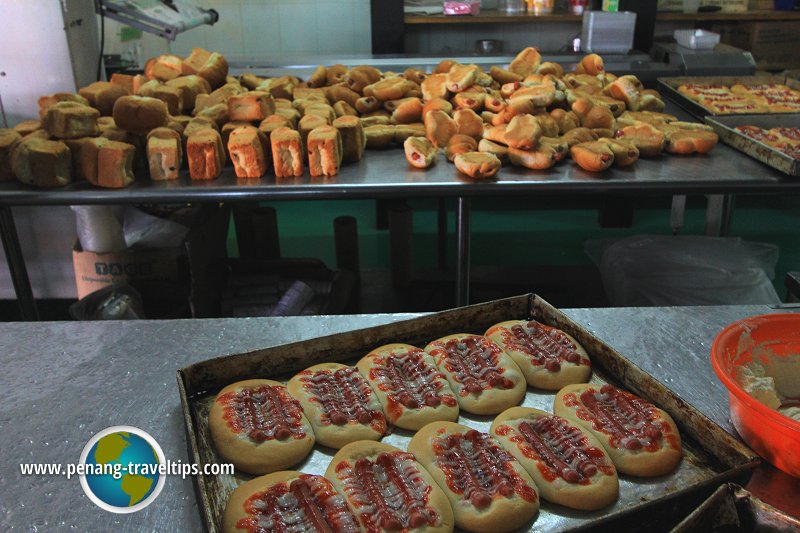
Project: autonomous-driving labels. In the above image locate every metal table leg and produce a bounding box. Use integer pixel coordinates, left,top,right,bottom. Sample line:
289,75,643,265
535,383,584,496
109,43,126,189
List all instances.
0,206,39,320
705,194,735,237
455,197,471,307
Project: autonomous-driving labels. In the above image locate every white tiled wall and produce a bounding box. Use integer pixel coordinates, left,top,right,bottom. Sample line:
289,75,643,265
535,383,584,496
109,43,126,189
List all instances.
102,0,373,65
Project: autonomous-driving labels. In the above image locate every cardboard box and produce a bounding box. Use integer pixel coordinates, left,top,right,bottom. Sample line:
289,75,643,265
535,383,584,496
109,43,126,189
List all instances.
715,21,800,69
72,204,230,317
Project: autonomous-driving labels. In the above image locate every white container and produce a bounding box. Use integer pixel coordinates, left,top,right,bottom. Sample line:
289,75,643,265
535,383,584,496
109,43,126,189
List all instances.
581,11,637,54
674,29,721,50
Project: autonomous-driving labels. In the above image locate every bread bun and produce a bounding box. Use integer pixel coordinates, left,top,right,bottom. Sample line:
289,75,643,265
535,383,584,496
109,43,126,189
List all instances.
325,441,454,532
208,379,315,475
408,421,539,533
187,127,225,180
80,138,136,188
112,95,169,134
228,125,270,179
42,102,100,139
183,48,229,89
554,383,682,477
404,136,438,169
11,138,71,187
270,127,304,177
146,127,183,181
490,407,618,510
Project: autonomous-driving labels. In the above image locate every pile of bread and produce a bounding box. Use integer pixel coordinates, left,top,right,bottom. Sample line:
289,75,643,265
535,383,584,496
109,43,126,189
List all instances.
0,46,719,189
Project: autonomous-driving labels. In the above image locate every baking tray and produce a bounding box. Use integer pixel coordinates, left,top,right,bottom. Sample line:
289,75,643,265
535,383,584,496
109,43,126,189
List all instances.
670,483,800,532
177,294,761,533
657,75,800,119
704,114,800,176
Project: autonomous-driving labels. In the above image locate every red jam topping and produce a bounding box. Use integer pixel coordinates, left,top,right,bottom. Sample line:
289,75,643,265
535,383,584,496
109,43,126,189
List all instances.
432,336,514,396
336,451,438,532
369,349,457,420
300,367,386,432
497,417,613,484
236,474,360,533
217,385,306,442
432,429,538,508
565,384,674,452
491,319,585,373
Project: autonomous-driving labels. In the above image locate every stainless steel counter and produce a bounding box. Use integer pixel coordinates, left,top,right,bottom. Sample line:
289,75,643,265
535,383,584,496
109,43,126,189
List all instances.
1,305,797,532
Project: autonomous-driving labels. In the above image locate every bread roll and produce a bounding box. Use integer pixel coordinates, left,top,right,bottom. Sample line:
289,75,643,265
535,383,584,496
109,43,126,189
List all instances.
332,115,366,163
80,138,135,188
227,126,270,179
307,125,342,177
11,138,71,187
186,128,225,180
165,75,210,111
325,441,455,532
287,363,387,449
79,81,130,116
0,129,22,181
445,134,478,162
228,91,276,122
270,127,304,178
182,47,229,89
14,120,42,137
112,95,169,134
364,124,395,149
222,471,361,533
490,407,618,510
41,102,99,140
425,109,458,149
485,319,591,390
554,383,682,477
454,151,502,179
209,379,315,475
146,54,183,81
404,136,437,169
37,93,90,119
147,127,183,181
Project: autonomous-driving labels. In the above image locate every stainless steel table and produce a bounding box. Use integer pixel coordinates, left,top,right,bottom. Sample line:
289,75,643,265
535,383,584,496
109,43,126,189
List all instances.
2,123,799,319
0,305,797,532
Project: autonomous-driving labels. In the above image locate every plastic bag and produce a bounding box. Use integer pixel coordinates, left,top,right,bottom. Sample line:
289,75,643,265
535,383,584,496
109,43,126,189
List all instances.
71,205,126,253
585,235,781,306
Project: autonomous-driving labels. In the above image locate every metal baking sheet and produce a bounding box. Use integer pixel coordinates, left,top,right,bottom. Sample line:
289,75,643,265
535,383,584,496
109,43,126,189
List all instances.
178,295,760,533
704,114,800,177
657,75,800,119
670,483,800,532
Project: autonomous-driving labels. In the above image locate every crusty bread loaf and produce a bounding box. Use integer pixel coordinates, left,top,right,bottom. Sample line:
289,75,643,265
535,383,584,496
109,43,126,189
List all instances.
147,127,183,181
182,47,229,89
146,54,184,81
187,127,225,180
0,129,22,181
307,125,342,177
165,75,210,111
270,127,303,178
109,73,147,95
228,125,270,179
332,115,366,163
13,120,42,137
151,85,184,115
79,81,130,116
227,91,276,122
112,95,169,134
11,138,71,188
42,102,100,139
80,137,136,188
37,93,90,119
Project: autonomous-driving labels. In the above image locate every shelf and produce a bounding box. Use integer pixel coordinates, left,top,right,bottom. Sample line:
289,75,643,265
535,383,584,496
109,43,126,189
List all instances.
404,9,800,25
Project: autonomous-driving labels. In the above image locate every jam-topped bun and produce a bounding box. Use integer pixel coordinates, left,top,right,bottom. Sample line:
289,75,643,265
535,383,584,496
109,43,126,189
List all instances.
223,471,361,533
491,407,618,510
554,383,682,477
485,319,591,390
357,343,459,431
326,441,455,533
287,363,387,449
209,379,315,475
408,421,539,533
425,334,526,415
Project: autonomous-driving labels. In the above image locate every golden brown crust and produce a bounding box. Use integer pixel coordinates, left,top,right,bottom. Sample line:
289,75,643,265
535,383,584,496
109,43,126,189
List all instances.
146,128,183,181
615,123,667,157
490,407,619,510
454,151,502,179
270,127,304,177
503,114,542,150
112,95,169,134
325,441,455,533
570,141,615,172
453,109,484,140
404,136,438,169
307,125,343,177
228,126,270,178
508,145,558,170
183,48,229,89
209,379,315,475
42,102,100,139
332,115,366,163
364,124,395,149
11,138,71,188
356,343,459,430
597,138,639,167
425,334,525,415
287,363,386,449
187,128,225,180
408,421,539,533
575,53,605,75
80,138,136,188
445,134,478,162
484,320,591,390
553,384,682,477
425,109,458,149
509,47,542,78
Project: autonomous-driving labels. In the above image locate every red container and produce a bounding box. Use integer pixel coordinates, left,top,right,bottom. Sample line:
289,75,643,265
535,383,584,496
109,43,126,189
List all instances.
711,314,800,478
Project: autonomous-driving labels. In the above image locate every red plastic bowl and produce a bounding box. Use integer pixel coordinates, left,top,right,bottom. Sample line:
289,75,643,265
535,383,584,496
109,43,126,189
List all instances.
711,314,800,478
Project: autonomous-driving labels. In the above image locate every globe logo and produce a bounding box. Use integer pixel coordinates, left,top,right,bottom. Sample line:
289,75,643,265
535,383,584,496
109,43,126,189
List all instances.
79,426,166,513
